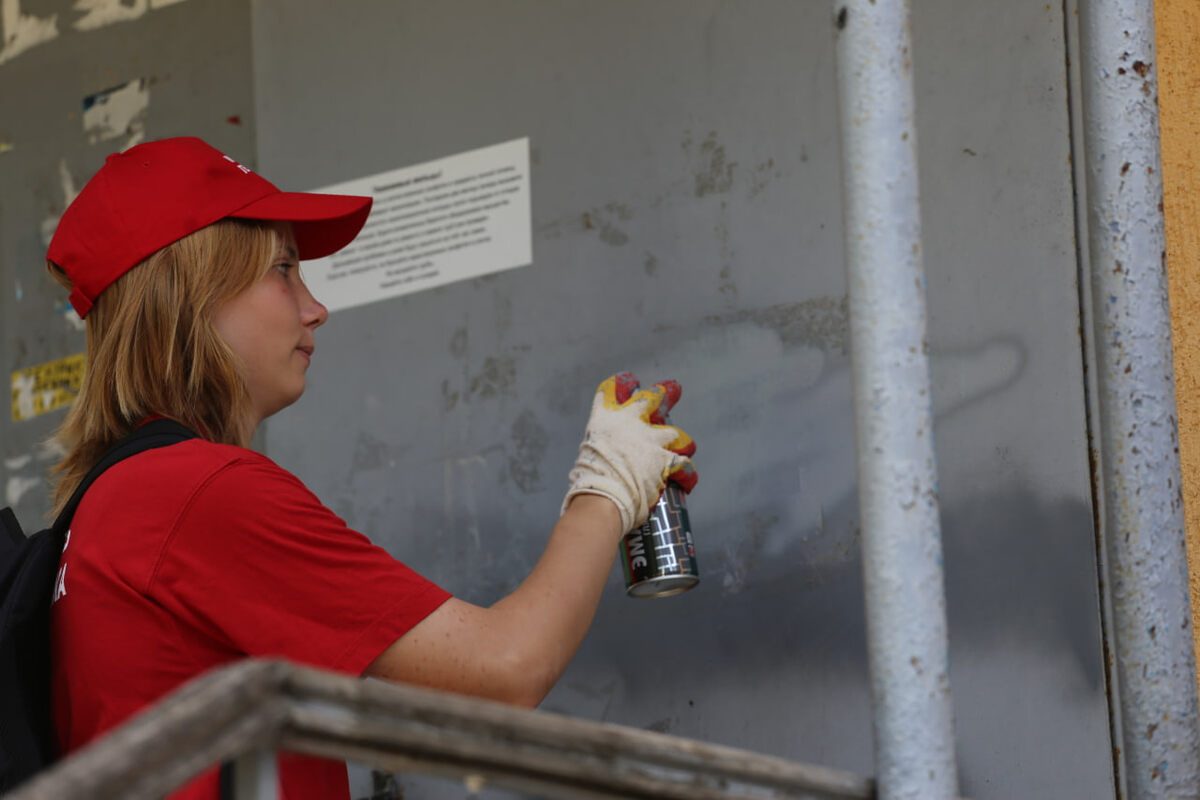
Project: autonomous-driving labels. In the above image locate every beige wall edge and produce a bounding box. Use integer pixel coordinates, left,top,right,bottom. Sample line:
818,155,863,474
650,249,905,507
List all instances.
1155,0,1200,695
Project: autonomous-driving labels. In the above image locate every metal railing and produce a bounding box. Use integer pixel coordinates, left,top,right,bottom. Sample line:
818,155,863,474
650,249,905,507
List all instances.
832,3,957,797
8,659,884,800
1077,0,1200,797
834,0,1200,797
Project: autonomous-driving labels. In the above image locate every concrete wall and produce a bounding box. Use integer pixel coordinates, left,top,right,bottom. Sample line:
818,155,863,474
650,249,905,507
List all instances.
1,2,1118,798
1,0,256,520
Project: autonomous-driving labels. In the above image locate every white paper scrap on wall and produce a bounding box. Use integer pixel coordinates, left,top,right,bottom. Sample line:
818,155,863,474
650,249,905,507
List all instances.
0,0,59,65
73,0,187,32
81,78,149,145
5,475,41,507
303,138,532,314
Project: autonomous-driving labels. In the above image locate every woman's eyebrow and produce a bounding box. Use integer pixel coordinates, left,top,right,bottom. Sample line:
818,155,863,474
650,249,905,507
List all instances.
278,245,299,261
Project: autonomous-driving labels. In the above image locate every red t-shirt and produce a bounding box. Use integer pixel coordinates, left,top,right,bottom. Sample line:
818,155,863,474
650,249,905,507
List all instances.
49,438,451,799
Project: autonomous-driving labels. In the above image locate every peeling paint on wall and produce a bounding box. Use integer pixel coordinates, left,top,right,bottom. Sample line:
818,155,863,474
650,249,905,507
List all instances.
0,0,187,66
0,0,58,66
508,410,548,494
5,475,41,506
37,438,66,463
73,0,187,32
55,302,85,332
468,355,517,399
4,454,32,471
684,130,737,198
41,158,81,247
57,158,78,205
82,78,149,146
700,296,850,354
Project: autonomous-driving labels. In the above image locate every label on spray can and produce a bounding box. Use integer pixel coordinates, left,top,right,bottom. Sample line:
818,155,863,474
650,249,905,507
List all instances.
620,483,699,598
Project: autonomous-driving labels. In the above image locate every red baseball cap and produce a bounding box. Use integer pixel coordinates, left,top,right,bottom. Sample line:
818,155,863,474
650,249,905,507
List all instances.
47,136,373,317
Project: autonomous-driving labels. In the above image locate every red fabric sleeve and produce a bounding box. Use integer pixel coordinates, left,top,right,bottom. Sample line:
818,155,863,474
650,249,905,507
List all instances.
145,456,450,674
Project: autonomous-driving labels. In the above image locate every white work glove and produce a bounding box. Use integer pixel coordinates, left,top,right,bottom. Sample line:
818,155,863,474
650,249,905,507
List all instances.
562,373,698,533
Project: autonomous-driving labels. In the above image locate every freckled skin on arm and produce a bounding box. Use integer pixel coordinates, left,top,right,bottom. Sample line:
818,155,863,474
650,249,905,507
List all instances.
364,494,623,708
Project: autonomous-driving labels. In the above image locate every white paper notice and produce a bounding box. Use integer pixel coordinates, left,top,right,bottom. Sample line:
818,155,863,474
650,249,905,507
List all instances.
304,138,532,313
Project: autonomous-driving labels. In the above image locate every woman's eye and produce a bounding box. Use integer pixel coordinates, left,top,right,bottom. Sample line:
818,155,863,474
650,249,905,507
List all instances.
275,262,295,276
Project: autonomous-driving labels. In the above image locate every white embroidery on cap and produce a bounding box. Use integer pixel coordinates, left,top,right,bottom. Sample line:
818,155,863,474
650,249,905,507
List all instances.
221,154,252,175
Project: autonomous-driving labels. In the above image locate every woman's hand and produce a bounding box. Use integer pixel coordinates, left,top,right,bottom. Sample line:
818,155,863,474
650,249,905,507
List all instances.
562,373,698,533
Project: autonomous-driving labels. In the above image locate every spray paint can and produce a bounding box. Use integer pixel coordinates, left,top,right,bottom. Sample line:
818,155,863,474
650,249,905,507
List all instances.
620,482,699,598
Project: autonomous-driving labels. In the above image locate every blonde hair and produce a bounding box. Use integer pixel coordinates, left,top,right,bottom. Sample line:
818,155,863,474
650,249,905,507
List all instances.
48,219,279,515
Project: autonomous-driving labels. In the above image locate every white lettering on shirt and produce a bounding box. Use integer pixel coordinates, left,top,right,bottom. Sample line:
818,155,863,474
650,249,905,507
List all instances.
52,528,70,604
53,563,67,604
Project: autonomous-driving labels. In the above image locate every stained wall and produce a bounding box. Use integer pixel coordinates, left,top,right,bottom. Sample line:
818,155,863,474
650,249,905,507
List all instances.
0,3,1116,798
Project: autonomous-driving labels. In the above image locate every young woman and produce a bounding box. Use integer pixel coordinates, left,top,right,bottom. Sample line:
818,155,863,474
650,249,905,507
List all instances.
44,136,697,799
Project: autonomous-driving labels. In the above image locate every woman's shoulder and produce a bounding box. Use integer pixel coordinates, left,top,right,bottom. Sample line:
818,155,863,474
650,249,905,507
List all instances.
133,440,338,531
102,437,289,491
89,438,317,526
171,440,314,495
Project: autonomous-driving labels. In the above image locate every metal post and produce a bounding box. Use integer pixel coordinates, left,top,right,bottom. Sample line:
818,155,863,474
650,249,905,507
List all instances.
232,749,278,800
832,2,958,799
1078,1,1200,797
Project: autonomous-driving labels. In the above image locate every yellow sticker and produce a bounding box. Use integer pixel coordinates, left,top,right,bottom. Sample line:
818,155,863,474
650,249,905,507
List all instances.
11,353,85,422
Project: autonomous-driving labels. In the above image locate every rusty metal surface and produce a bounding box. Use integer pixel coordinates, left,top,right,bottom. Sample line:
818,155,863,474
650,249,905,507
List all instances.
1078,0,1200,796
832,1,957,797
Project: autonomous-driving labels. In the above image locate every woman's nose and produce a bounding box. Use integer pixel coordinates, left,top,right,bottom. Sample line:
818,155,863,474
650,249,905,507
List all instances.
299,280,329,328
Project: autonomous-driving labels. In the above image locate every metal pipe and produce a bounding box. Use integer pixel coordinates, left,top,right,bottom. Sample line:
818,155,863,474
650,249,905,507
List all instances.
832,2,958,799
231,749,278,800
1078,1,1200,796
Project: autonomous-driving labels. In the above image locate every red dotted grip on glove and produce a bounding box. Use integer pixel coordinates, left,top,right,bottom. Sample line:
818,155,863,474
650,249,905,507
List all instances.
610,371,681,425
611,371,698,493
611,372,641,405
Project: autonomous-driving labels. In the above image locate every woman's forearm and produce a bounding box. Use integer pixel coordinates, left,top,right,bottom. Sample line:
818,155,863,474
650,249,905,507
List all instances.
365,494,623,707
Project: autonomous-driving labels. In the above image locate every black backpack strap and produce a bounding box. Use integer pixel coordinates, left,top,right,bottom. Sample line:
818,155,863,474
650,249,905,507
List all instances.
52,419,198,532
219,760,235,799
0,508,24,546
0,419,198,791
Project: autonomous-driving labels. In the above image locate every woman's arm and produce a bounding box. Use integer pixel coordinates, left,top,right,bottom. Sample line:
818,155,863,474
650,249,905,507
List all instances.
365,373,696,707
364,494,621,707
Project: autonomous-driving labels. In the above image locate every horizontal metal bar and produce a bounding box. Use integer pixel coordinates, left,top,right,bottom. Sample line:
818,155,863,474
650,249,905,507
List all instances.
280,671,873,800
9,660,878,800
9,661,290,800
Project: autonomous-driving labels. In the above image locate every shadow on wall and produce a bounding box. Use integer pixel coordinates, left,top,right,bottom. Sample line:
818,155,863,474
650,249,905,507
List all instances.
322,314,1106,795
360,484,1104,800
587,482,1103,692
